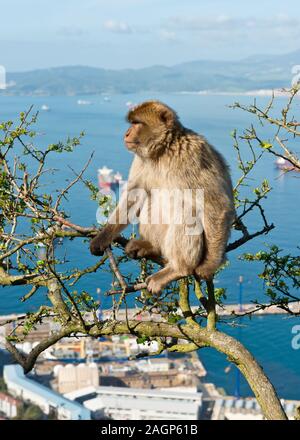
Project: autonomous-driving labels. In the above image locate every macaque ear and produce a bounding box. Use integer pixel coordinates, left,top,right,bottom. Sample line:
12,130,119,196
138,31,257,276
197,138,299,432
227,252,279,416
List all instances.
159,107,176,127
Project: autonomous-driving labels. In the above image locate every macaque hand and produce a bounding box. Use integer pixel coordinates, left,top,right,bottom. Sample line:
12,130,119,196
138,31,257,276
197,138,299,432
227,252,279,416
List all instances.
89,230,113,256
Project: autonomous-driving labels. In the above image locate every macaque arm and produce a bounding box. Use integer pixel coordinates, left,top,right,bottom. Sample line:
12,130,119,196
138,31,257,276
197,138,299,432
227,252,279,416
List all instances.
90,177,144,256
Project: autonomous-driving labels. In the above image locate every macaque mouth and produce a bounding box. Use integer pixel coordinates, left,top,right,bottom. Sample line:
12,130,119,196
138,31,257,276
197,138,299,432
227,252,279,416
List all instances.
125,141,140,149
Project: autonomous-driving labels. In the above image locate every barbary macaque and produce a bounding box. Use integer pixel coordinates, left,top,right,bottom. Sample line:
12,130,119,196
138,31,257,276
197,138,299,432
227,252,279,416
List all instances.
90,101,235,293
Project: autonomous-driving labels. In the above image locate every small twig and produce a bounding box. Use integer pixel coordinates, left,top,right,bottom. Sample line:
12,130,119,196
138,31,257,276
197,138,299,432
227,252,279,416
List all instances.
53,216,97,234
106,248,127,291
106,282,147,296
54,152,94,211
226,223,275,252
275,136,300,170
21,285,39,302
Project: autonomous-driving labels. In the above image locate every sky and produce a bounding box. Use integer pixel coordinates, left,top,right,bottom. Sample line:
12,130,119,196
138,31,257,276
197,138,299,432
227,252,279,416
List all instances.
0,0,300,71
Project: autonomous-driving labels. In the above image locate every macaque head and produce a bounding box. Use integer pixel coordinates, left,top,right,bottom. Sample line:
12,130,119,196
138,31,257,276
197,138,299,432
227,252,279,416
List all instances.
124,101,181,159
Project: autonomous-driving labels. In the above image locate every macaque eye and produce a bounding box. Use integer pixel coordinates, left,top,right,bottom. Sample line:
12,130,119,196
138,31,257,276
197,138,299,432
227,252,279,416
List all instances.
131,119,147,127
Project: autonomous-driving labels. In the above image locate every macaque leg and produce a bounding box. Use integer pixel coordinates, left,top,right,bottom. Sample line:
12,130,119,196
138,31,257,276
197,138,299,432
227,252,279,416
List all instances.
125,239,161,259
146,265,190,294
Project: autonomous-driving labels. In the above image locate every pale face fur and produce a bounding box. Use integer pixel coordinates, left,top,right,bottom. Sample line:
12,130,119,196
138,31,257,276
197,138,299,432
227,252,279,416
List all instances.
90,101,235,294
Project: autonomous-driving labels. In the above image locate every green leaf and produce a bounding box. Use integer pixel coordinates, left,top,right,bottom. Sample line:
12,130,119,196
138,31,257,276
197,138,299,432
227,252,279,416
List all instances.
136,336,149,345
260,141,272,149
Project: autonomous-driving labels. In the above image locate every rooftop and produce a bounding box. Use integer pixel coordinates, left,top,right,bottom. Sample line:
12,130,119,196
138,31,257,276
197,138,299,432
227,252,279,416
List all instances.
95,385,202,401
0,391,21,406
84,394,200,415
64,386,97,401
3,364,91,420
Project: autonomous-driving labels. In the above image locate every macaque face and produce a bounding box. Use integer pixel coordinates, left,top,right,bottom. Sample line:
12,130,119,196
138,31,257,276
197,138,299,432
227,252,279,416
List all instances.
124,119,156,156
124,101,180,159
124,121,144,152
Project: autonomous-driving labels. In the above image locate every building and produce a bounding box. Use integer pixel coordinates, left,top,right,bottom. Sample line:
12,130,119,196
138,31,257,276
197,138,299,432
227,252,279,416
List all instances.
55,363,99,394
82,386,202,420
99,368,200,389
0,392,22,418
3,365,91,420
64,386,98,404
98,355,203,389
211,397,300,420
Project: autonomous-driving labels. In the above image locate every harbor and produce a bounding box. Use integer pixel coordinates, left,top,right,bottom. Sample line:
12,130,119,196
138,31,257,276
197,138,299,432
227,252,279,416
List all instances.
1,299,298,333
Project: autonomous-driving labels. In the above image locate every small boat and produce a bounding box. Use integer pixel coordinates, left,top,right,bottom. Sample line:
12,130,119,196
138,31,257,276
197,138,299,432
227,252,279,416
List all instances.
103,96,111,102
97,166,125,191
77,99,92,105
41,104,50,111
97,166,114,187
275,157,296,171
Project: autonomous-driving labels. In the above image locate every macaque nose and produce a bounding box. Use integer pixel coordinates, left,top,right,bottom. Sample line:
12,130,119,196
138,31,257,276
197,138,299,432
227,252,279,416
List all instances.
125,128,131,139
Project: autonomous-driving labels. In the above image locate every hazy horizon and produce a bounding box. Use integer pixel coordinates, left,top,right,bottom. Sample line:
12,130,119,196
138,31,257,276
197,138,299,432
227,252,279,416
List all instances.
4,47,300,74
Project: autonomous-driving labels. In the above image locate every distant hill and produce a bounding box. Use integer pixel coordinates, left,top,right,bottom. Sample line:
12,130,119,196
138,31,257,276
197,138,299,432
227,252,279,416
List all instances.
2,49,300,96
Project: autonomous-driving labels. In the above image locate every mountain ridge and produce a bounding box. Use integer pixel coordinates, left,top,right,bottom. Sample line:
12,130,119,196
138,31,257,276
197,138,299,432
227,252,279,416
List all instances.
2,49,299,96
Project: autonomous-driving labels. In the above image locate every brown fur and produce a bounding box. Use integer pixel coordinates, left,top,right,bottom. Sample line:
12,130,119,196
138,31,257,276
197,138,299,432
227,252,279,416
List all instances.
90,101,235,293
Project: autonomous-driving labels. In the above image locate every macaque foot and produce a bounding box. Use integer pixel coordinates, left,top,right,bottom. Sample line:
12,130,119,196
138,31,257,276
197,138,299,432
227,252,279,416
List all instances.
125,239,158,259
146,266,187,294
146,272,166,295
195,265,215,281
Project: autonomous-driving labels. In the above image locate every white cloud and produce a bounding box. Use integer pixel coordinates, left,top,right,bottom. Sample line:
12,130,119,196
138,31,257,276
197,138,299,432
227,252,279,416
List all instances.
216,15,231,24
103,20,133,34
166,14,300,33
159,29,178,42
167,15,236,31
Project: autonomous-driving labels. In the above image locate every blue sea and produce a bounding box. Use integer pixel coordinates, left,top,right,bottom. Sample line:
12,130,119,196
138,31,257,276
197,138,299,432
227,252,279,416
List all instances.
0,93,299,399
